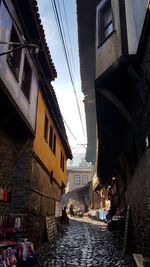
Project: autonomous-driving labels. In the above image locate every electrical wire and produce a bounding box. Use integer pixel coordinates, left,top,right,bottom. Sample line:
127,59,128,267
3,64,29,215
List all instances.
62,0,76,71
51,0,86,139
61,0,85,135
63,118,87,151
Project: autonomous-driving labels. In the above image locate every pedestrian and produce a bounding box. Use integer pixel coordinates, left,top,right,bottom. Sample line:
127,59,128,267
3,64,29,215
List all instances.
60,207,69,225
69,204,74,217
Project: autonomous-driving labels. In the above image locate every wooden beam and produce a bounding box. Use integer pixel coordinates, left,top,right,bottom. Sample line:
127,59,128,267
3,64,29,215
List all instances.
98,88,136,130
127,66,145,105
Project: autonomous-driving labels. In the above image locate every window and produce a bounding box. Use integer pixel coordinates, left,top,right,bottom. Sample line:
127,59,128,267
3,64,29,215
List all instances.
53,134,56,154
98,0,113,46
82,175,88,185
60,150,64,172
49,125,56,154
21,56,32,100
7,25,21,79
49,126,53,149
44,114,49,142
74,175,80,185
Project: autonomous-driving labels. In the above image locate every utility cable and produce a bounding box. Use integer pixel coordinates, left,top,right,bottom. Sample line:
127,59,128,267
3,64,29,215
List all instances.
62,0,76,71
51,0,86,139
61,0,85,130
60,0,85,135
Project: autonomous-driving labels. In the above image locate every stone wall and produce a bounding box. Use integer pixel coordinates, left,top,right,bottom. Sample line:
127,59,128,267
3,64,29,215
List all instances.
127,148,150,256
28,156,61,246
0,127,61,247
0,127,33,214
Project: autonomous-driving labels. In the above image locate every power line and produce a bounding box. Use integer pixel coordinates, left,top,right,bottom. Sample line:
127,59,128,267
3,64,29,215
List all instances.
62,117,78,142
61,0,85,133
62,0,76,71
63,117,87,150
51,0,86,139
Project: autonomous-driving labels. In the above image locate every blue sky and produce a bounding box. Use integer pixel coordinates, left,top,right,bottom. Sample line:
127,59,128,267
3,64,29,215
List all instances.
37,0,86,154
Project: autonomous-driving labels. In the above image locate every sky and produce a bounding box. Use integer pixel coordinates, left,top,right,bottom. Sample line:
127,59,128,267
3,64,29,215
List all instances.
37,0,87,155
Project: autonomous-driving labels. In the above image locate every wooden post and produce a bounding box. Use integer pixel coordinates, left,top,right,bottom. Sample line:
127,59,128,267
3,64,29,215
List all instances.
123,205,130,255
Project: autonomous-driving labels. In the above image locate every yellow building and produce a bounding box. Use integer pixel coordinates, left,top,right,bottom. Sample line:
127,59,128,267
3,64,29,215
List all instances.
33,89,70,187
28,85,72,245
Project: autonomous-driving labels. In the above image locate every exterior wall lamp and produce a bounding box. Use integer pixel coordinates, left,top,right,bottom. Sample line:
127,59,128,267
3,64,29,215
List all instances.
0,41,39,56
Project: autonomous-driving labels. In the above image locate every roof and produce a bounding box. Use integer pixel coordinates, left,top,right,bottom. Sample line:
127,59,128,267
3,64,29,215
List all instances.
13,0,72,159
13,0,57,80
28,0,57,80
67,166,92,172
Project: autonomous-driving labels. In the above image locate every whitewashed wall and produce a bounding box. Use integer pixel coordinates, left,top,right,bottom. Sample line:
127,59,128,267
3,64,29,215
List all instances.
125,0,148,55
96,0,122,79
66,168,92,193
0,0,39,132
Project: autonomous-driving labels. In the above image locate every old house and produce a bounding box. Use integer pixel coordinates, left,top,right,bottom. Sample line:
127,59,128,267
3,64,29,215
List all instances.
64,161,92,212
77,0,150,257
0,0,72,247
77,0,110,218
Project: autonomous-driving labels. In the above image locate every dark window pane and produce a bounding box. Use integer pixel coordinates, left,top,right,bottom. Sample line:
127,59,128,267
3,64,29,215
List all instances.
21,56,32,100
44,114,48,142
49,125,53,149
7,25,21,78
62,155,64,171
98,0,113,45
103,5,112,27
53,133,56,154
104,22,113,38
60,151,63,168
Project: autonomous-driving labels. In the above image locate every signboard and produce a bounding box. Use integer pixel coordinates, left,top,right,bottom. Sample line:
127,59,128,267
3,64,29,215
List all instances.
55,201,62,217
46,216,57,241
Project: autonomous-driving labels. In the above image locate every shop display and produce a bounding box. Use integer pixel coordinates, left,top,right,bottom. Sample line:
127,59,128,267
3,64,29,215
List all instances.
0,240,38,267
0,214,27,237
0,187,11,203
0,214,37,266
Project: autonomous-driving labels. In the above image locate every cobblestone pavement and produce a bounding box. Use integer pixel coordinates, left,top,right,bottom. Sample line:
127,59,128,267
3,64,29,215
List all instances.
36,217,135,267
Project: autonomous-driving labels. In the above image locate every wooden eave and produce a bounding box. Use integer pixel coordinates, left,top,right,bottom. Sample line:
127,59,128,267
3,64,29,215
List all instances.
13,0,57,81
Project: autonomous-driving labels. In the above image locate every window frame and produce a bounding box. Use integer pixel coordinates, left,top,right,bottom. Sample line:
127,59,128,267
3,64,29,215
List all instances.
53,133,56,154
82,175,88,185
97,0,114,47
7,24,22,81
21,55,32,101
60,150,65,172
49,125,53,150
49,125,56,155
74,175,80,185
44,113,49,142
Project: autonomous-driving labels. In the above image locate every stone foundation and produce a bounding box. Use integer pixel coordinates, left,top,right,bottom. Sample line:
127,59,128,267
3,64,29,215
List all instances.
0,128,33,214
127,148,150,256
0,127,61,247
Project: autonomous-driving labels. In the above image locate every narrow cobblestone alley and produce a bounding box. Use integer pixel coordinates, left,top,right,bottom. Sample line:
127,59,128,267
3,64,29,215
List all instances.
36,217,135,267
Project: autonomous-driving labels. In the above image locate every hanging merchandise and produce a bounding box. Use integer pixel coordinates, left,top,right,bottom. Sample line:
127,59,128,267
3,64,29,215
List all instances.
0,240,38,267
0,187,3,201
0,214,27,238
0,186,11,203
0,247,17,267
17,240,38,266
